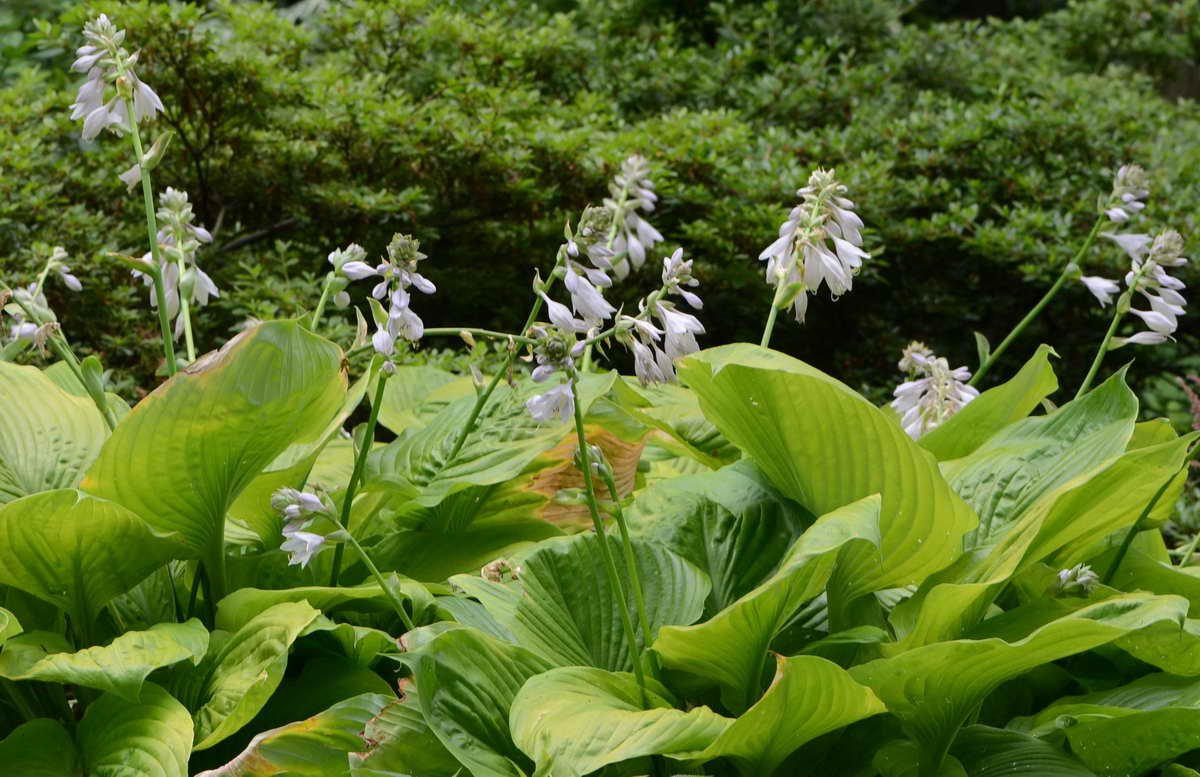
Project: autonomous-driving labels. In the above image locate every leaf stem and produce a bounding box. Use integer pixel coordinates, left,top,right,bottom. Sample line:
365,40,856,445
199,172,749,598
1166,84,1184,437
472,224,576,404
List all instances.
971,215,1104,387
308,274,335,332
1102,464,1187,585
329,514,416,632
1075,306,1125,400
596,464,655,675
569,379,649,706
329,370,390,586
2,679,40,723
423,327,536,344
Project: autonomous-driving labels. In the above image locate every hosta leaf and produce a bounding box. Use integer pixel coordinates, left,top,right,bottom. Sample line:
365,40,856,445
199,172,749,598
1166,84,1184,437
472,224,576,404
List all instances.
368,372,615,506
850,593,1189,775
195,692,393,777
948,726,1096,777
373,365,473,436
0,718,80,776
0,606,21,646
171,600,322,750
215,575,432,632
0,362,110,503
653,494,879,713
501,533,709,671
0,489,183,630
400,626,554,777
78,682,193,777
687,655,886,776
0,619,207,701
348,694,461,777
918,345,1058,461
680,345,975,602
943,369,1137,549
81,321,346,596
631,458,812,613
509,666,731,777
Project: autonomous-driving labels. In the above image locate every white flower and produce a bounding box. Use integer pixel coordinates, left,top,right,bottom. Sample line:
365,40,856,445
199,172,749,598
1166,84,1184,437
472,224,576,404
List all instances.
1101,232,1152,262
281,531,327,568
897,341,934,374
564,266,615,328
1113,229,1188,348
1105,164,1149,223
606,154,664,275
661,247,703,310
539,292,587,333
526,381,575,424
71,17,162,140
1110,332,1170,347
341,261,378,280
1080,275,1120,307
890,349,979,439
760,168,868,323
118,163,142,191
653,301,704,360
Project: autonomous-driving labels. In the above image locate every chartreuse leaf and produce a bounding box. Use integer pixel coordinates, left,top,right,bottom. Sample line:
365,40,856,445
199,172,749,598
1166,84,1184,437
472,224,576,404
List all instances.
948,726,1096,777
630,458,811,613
654,494,879,713
373,364,473,436
0,619,207,701
0,718,81,776
0,607,20,646
943,369,1137,549
368,372,615,506
0,489,183,632
81,321,346,597
500,533,708,671
850,593,1189,775
509,666,731,777
79,682,194,777
400,626,554,777
679,345,975,604
348,693,461,777
171,600,322,750
0,362,110,503
215,574,432,632
918,345,1058,461
195,692,393,777
685,655,886,776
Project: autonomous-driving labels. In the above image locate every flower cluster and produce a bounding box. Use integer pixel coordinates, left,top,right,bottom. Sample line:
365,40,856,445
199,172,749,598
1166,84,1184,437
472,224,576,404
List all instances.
890,342,979,439
335,234,435,370
619,248,706,385
563,207,618,329
272,487,333,568
131,188,218,339
605,155,665,278
69,14,163,142
1102,164,1149,224
525,326,581,424
3,248,80,354
1084,229,1189,348
1056,563,1100,596
759,168,868,323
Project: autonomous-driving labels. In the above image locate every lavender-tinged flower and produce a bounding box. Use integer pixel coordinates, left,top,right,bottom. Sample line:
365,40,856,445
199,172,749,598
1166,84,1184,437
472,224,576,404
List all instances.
897,341,934,375
1101,232,1152,262
759,168,868,323
526,381,575,424
539,292,587,333
890,344,979,439
606,155,664,276
70,15,163,140
563,265,615,328
1103,164,1149,224
1111,230,1188,349
661,247,702,310
1080,275,1120,307
273,486,333,567
340,235,434,367
653,301,705,361
281,531,327,568
1056,563,1100,596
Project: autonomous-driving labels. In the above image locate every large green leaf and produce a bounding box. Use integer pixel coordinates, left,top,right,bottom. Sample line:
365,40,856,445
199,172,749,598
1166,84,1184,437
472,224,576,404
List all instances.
170,600,322,750
942,369,1137,549
215,575,431,633
686,655,886,776
373,365,473,436
653,494,879,713
0,362,110,503
0,718,81,776
495,533,709,671
948,726,1096,777
81,321,346,596
509,666,731,777
680,345,975,602
0,489,183,631
918,345,1058,462
367,372,615,506
0,606,21,646
348,693,462,777
401,626,554,777
850,593,1189,775
78,682,194,777
630,458,811,613
195,692,393,777
0,619,207,701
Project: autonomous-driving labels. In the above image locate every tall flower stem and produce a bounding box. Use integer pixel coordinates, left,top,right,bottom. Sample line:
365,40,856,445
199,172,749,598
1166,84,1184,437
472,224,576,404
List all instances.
308,274,335,332
1102,459,1191,585
121,100,178,375
596,464,655,674
569,379,649,706
970,216,1104,387
1075,308,1125,400
423,328,536,344
759,277,791,348
329,512,416,632
329,370,391,586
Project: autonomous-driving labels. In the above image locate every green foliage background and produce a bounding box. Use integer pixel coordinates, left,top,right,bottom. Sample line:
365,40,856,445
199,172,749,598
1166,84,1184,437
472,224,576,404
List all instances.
1,0,1197,410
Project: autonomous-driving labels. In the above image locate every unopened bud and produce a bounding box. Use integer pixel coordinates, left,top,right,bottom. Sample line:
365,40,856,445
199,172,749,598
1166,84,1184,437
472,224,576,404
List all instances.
1056,563,1099,596
460,330,476,347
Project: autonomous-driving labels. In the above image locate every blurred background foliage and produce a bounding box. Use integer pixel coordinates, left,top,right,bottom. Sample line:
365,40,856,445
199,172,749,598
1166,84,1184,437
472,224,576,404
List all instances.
1,0,1197,424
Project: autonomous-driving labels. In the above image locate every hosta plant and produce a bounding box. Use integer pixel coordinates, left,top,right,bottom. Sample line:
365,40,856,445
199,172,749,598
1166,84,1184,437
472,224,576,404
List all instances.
0,10,1197,777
